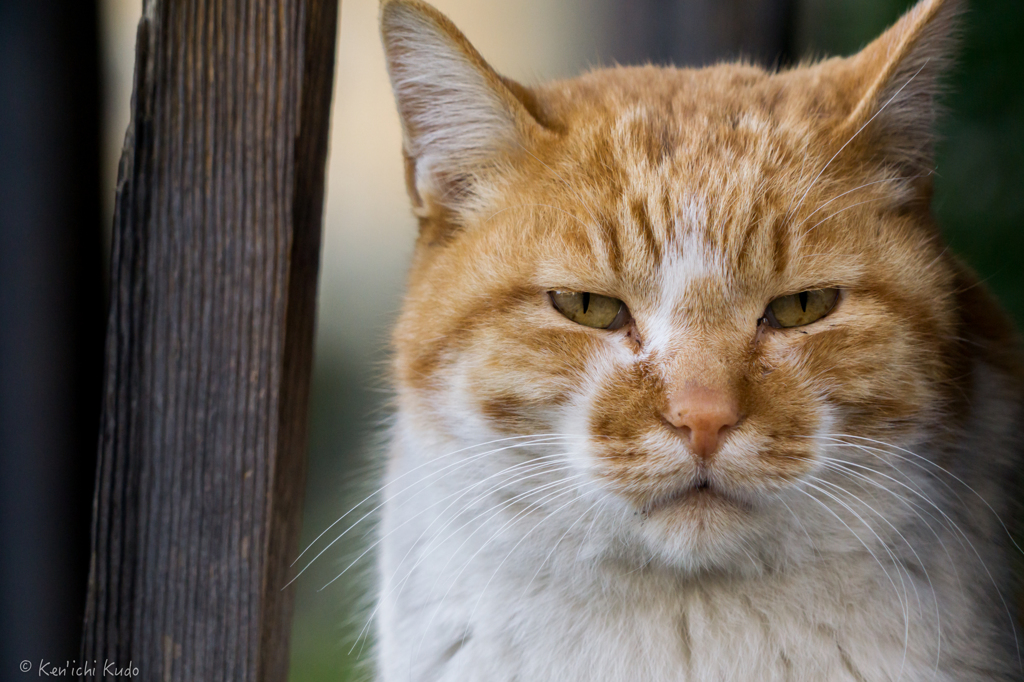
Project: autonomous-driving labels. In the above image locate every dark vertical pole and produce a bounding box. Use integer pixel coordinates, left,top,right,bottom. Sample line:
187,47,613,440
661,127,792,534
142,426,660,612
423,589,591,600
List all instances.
603,0,795,68
0,0,105,672
80,0,338,680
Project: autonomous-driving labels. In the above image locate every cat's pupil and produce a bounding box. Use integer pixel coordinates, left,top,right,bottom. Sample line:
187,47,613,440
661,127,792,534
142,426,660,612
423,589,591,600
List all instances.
582,292,590,314
799,291,808,312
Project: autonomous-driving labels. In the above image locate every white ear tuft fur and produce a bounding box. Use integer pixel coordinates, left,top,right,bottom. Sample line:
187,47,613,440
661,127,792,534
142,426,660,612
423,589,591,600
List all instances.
380,0,532,215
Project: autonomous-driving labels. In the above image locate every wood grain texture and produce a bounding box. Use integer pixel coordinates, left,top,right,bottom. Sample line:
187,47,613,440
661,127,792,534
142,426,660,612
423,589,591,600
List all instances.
81,1,338,680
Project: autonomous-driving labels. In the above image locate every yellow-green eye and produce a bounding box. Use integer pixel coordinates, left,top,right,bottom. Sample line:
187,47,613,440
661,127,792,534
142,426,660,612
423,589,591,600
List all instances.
550,291,629,330
764,288,840,328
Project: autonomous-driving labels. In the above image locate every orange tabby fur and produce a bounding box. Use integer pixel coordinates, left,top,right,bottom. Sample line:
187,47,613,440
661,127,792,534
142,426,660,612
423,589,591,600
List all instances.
376,0,1024,679
390,0,1015,511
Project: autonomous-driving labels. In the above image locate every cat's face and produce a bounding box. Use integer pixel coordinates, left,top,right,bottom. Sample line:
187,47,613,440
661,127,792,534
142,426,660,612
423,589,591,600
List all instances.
384,0,966,570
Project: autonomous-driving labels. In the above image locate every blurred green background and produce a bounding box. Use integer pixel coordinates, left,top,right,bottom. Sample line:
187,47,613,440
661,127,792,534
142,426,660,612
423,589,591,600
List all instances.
93,1,1024,680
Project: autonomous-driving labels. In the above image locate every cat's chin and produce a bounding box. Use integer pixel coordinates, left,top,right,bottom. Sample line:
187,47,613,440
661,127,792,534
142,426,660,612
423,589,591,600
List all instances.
631,482,767,573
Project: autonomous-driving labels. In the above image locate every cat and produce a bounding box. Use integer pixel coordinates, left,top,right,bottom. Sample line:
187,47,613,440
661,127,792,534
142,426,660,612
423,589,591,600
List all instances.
371,0,1024,679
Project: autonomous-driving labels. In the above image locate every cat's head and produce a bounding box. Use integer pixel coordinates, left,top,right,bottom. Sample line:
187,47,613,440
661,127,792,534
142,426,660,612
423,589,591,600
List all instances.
381,0,976,570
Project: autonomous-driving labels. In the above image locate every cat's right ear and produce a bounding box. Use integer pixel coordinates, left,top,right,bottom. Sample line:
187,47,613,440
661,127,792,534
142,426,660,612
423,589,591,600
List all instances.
380,0,544,226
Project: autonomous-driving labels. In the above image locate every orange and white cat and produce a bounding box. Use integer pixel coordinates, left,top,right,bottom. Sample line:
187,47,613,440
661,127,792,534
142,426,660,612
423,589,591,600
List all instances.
374,0,1024,679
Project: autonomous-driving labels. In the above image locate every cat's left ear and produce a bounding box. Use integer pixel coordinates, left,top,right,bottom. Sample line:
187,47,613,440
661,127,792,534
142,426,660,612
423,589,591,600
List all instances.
380,0,546,225
838,0,962,174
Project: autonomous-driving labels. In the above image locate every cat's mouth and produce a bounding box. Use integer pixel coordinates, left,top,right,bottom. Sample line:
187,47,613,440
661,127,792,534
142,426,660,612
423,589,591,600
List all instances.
643,475,749,515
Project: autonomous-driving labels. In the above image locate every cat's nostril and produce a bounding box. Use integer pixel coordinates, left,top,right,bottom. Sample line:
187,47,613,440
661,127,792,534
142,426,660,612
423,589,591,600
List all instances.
663,421,693,440
661,386,740,462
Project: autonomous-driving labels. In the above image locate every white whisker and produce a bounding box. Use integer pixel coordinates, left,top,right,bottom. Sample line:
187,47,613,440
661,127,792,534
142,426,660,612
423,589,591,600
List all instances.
292,434,578,566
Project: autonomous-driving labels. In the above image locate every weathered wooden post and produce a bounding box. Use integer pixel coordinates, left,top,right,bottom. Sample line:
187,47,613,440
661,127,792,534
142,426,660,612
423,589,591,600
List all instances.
81,1,338,680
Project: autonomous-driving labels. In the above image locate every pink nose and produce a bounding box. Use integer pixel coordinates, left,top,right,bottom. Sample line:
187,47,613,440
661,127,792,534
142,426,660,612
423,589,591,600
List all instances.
662,386,740,462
